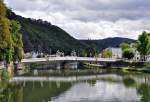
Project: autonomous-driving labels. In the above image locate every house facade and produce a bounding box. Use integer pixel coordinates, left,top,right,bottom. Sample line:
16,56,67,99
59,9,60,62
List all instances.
105,47,122,58
133,50,141,61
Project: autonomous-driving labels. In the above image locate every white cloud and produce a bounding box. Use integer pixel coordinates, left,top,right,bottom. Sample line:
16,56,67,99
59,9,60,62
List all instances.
5,0,150,40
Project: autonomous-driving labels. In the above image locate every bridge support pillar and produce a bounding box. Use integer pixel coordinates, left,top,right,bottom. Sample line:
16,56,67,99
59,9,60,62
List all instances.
64,62,78,69
56,63,61,70
33,69,38,75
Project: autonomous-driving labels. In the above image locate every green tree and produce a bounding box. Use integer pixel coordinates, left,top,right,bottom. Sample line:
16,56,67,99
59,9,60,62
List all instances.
81,49,87,57
120,42,130,51
0,0,12,64
81,44,98,57
123,49,134,60
0,0,24,68
102,49,112,58
137,31,150,61
0,0,6,17
10,20,24,61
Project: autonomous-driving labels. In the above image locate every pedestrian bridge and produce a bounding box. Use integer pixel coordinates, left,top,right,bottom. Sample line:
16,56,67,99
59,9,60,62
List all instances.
21,57,120,63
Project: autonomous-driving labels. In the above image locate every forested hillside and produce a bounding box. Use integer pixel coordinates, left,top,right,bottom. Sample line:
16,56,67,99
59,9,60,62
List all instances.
7,11,88,54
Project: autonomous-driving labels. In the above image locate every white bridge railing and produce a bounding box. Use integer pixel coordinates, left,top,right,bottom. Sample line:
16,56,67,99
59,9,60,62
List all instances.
21,57,120,63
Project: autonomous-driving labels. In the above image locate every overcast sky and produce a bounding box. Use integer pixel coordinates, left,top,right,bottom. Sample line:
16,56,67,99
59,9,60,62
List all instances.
4,0,150,39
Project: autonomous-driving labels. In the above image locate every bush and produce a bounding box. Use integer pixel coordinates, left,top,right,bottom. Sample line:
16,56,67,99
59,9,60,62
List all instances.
1,69,10,81
123,49,134,60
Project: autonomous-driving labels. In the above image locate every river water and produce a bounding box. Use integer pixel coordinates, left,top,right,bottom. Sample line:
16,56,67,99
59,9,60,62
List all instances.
0,70,150,102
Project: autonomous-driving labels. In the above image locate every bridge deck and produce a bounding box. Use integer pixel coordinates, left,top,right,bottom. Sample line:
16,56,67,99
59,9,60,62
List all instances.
21,57,120,63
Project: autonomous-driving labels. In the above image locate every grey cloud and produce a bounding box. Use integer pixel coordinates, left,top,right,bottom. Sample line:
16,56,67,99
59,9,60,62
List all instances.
4,0,150,39
5,0,150,21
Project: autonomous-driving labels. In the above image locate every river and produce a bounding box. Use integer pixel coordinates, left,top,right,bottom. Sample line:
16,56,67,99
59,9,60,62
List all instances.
0,69,150,102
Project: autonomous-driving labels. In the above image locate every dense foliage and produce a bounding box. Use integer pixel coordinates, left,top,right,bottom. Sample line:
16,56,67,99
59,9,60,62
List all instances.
10,20,24,61
137,31,150,60
123,49,134,60
120,42,130,51
102,49,112,58
0,0,24,67
0,0,12,63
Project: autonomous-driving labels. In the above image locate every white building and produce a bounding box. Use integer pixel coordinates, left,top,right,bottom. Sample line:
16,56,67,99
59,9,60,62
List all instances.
105,47,122,58
133,50,141,61
130,43,141,61
24,52,43,58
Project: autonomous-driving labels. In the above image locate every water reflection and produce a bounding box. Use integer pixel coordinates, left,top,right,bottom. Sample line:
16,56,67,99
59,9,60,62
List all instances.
0,73,150,102
52,81,140,102
0,81,72,102
87,80,97,87
123,77,136,88
137,83,150,102
0,82,23,102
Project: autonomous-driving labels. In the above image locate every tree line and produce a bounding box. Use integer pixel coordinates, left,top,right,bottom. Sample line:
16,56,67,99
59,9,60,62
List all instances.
0,0,24,68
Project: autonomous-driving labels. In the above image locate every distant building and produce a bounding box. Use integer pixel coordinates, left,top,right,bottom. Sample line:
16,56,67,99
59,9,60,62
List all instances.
104,47,122,58
32,52,39,58
145,55,150,62
129,43,141,61
133,50,141,61
130,43,136,48
24,52,44,58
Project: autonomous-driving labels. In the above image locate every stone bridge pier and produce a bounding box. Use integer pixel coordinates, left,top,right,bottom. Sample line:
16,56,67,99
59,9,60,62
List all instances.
56,61,78,70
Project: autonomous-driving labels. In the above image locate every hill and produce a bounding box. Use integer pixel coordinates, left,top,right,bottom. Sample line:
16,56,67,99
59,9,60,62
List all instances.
7,12,88,54
97,37,135,49
81,37,135,51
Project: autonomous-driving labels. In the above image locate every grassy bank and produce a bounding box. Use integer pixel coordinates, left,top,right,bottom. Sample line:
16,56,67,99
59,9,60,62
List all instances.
83,61,150,74
111,67,150,73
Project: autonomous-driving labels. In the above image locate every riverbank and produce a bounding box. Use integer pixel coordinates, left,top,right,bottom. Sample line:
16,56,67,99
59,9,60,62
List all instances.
84,61,150,74
111,67,150,73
